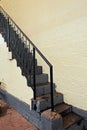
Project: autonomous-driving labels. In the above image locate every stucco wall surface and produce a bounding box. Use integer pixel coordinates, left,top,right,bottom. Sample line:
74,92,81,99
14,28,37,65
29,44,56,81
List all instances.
0,34,33,105
0,0,87,110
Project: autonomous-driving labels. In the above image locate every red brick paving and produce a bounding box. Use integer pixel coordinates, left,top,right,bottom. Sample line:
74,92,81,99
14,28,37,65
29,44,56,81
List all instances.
0,105,39,130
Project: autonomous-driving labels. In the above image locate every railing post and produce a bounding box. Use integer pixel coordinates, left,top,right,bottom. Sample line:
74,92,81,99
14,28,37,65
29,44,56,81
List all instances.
33,47,36,100
50,66,54,111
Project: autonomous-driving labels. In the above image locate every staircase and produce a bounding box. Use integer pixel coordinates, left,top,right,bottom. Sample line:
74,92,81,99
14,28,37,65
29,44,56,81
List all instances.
0,6,86,130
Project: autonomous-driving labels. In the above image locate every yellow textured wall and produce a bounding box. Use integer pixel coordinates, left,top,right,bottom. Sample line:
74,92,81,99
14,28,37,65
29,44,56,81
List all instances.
1,0,87,110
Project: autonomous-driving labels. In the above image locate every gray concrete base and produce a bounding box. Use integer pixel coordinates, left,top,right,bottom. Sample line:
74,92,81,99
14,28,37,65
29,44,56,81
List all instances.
41,110,63,130
72,106,87,129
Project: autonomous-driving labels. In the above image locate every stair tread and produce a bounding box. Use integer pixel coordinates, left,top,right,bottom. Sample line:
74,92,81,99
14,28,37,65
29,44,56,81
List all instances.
28,73,48,78
63,112,82,129
32,92,62,101
54,103,71,114
41,103,71,114
36,82,55,88
36,82,50,87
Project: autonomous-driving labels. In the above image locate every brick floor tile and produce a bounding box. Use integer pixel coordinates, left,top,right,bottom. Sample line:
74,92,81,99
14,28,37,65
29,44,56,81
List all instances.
0,103,39,130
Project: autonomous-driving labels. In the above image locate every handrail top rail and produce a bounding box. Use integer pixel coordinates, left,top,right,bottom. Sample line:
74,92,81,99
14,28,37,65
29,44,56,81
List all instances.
0,6,52,67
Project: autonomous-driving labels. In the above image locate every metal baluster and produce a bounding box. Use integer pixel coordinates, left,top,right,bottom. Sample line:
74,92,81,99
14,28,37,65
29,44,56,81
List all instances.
50,66,54,111
7,17,10,47
33,47,36,100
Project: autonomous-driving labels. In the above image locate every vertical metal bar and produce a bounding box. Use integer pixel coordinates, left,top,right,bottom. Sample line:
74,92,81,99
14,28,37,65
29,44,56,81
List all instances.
6,16,8,43
7,17,10,47
29,42,30,52
9,21,11,52
28,40,30,53
50,66,54,111
0,6,1,13
33,47,36,100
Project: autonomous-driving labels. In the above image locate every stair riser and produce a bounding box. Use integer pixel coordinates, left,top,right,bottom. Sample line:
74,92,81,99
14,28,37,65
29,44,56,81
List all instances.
32,93,63,112
28,74,48,86
22,65,42,76
30,66,42,75
12,51,33,64
61,108,72,116
17,54,33,66
18,57,37,69
21,60,37,76
64,120,84,130
36,84,55,97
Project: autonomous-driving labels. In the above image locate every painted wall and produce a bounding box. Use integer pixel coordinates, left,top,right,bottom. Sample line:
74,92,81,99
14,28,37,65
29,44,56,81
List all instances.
0,34,33,106
0,0,87,110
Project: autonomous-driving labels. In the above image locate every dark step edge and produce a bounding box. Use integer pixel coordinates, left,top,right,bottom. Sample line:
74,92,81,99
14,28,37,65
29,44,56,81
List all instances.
32,82,56,90
35,82,56,88
31,92,63,101
40,102,71,115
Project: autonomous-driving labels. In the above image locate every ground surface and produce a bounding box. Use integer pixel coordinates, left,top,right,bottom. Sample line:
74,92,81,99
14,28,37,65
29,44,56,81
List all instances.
0,105,39,130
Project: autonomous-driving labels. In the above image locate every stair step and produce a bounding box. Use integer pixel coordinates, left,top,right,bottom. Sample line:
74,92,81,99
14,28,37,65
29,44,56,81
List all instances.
35,82,55,97
16,52,33,67
30,66,43,75
54,103,72,116
21,59,37,76
23,66,42,77
28,73,48,86
32,92,63,111
63,112,83,129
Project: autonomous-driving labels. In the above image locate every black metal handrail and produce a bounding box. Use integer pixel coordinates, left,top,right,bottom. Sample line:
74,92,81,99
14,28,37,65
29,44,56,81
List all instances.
0,6,54,111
